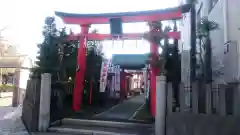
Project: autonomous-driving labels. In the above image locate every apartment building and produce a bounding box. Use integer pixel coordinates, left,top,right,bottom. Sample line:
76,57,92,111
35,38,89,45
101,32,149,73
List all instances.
180,0,240,84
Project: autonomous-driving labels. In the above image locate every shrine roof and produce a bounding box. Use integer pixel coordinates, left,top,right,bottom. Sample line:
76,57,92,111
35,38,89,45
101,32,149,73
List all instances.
111,54,148,67
55,4,191,19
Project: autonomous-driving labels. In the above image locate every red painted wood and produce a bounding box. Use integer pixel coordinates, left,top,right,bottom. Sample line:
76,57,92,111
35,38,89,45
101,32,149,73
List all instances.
67,32,180,41
73,25,88,111
62,10,182,24
150,29,161,117
64,5,184,114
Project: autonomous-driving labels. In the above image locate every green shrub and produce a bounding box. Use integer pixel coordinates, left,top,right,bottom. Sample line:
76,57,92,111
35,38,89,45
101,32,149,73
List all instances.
0,84,15,92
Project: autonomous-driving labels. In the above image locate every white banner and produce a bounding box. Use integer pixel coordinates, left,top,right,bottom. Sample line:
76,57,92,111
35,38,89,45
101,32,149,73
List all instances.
99,60,108,92
114,65,121,91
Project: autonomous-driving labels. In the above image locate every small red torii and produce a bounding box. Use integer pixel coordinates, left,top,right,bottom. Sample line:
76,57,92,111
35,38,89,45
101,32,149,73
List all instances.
55,4,190,116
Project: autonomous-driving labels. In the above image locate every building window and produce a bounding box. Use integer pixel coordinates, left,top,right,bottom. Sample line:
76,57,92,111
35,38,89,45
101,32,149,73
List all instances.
209,0,219,13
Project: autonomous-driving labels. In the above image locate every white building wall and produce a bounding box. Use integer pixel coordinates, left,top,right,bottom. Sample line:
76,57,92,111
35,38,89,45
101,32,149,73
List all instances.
206,0,240,83
224,0,240,83
180,12,191,52
227,0,240,43
19,58,31,90
180,0,240,83
179,8,191,85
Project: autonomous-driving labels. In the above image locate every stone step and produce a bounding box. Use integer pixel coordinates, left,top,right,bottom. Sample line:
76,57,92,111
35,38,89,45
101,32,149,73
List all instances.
48,118,153,135
59,118,152,129
48,126,138,135
32,132,72,135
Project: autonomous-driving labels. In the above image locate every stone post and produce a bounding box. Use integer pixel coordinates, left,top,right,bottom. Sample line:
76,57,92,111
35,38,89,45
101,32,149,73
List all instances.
38,73,51,132
12,70,20,107
233,84,240,116
167,83,173,114
206,83,212,114
219,84,226,116
192,82,199,114
155,75,166,135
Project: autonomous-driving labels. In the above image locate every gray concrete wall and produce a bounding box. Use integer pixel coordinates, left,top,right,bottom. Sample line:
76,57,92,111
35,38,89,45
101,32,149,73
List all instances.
167,113,240,135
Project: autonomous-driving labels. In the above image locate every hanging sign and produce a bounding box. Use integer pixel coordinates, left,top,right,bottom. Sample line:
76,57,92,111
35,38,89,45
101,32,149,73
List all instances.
109,17,123,36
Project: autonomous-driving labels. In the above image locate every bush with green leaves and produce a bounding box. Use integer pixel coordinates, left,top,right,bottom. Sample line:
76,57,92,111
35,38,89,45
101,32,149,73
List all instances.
31,18,104,107
31,17,68,82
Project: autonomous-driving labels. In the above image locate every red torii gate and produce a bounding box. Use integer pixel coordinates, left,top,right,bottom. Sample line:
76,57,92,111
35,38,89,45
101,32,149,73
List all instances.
55,5,189,116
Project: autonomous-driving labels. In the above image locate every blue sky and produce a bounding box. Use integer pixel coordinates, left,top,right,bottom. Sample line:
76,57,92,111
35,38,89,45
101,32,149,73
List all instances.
0,0,180,59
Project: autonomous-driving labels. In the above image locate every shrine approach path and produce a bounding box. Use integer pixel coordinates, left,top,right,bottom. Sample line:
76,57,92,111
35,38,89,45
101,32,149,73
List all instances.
93,94,145,120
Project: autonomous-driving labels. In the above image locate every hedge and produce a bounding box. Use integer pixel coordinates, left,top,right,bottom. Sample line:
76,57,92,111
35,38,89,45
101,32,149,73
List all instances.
0,84,15,92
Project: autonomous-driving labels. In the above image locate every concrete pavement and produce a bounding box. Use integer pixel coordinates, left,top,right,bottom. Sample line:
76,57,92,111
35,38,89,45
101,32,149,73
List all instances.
94,95,145,120
0,95,28,135
0,94,13,107
0,93,146,135
43,95,153,135
0,106,28,135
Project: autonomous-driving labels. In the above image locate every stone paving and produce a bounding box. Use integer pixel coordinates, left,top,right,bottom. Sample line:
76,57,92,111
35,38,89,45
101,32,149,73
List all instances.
0,94,146,135
94,94,145,120
0,97,28,135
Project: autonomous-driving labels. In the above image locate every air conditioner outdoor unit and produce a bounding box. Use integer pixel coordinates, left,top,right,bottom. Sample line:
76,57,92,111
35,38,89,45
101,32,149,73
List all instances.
223,41,240,83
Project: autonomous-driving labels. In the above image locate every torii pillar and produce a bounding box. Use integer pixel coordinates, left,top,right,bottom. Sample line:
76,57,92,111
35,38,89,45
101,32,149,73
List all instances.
72,25,89,111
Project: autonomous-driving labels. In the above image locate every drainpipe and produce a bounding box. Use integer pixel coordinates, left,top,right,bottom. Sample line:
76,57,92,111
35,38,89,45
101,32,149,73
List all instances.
223,0,228,43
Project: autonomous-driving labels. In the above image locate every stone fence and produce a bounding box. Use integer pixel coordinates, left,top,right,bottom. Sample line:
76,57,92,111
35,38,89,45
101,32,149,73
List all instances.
21,74,74,132
165,82,240,135
21,78,41,132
